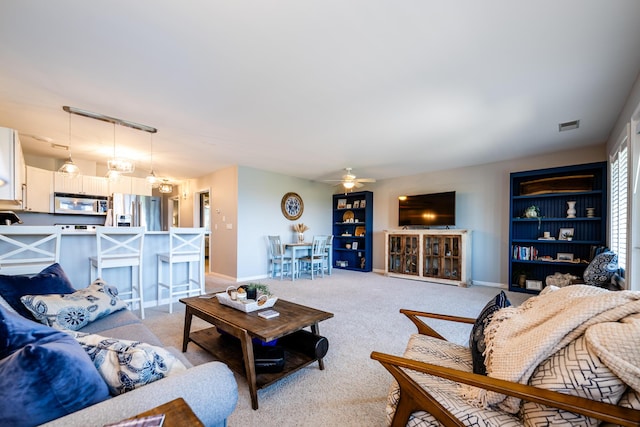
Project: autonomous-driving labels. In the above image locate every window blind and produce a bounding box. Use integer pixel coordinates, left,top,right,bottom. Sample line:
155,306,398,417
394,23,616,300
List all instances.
610,141,628,272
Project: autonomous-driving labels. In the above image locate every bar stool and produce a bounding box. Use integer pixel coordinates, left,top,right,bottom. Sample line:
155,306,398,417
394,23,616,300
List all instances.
0,226,61,275
157,227,206,313
89,227,145,318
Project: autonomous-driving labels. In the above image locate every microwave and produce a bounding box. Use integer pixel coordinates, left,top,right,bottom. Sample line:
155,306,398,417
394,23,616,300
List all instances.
54,193,109,216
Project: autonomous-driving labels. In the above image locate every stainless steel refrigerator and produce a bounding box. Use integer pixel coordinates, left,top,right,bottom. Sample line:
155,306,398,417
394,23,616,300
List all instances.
111,193,164,231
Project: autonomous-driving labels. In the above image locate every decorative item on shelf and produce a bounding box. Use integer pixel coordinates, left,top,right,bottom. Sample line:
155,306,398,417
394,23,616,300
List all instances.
292,223,309,243
345,243,351,249
586,207,595,218
355,226,365,237
558,227,574,241
525,279,543,291
353,200,360,209
523,205,542,229
352,242,358,250
566,200,577,218
360,257,366,269
342,210,354,222
337,198,347,209
557,252,574,261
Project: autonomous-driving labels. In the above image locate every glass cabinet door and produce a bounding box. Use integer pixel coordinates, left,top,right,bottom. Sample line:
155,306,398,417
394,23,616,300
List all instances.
402,235,419,275
388,235,402,273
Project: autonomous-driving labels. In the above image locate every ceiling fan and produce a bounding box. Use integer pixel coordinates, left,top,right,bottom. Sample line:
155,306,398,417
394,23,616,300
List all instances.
324,168,376,189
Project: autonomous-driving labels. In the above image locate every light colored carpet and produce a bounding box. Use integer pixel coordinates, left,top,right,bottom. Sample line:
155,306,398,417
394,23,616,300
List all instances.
142,270,530,427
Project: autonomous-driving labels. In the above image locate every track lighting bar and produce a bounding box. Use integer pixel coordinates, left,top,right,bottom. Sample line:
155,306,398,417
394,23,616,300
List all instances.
62,106,157,134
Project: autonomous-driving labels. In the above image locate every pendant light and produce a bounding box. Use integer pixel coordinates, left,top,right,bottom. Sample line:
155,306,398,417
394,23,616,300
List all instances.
107,122,135,175
158,180,173,194
57,110,81,178
106,123,121,181
146,133,158,187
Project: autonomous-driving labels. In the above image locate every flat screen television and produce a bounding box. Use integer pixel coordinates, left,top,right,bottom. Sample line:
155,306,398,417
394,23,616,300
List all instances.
398,191,456,227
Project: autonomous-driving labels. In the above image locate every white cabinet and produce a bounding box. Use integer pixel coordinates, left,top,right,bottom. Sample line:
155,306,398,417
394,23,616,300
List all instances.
54,172,109,196
108,176,131,195
385,229,472,287
131,177,152,196
0,127,25,207
54,172,82,194
82,175,109,196
109,176,152,196
24,166,53,212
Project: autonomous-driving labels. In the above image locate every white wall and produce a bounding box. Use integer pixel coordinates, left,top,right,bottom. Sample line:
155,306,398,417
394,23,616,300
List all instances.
236,166,334,281
369,144,606,286
607,71,640,290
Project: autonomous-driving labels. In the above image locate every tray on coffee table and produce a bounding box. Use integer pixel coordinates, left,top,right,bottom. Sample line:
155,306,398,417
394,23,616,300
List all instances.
215,292,278,312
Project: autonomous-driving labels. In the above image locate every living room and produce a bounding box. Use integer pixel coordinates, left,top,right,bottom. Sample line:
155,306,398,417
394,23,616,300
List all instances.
2,2,640,426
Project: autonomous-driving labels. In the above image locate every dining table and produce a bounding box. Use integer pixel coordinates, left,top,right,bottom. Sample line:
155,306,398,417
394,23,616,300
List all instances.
284,241,332,281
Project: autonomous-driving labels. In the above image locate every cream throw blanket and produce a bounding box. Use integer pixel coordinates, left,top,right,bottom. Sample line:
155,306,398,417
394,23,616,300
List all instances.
465,285,640,413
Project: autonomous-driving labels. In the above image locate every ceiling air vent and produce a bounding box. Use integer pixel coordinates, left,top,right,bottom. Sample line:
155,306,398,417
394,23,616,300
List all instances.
559,120,580,132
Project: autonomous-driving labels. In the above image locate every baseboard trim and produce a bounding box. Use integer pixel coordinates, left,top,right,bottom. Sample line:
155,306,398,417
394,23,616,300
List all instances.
472,280,507,289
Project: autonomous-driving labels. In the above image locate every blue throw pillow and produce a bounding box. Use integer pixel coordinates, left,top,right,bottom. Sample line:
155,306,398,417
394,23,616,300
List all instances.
0,306,109,427
469,291,511,375
0,263,75,320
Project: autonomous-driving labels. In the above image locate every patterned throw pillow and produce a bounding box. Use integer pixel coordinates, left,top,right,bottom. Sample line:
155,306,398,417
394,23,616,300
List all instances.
20,279,127,330
583,251,618,287
469,291,511,375
522,335,627,426
69,332,187,395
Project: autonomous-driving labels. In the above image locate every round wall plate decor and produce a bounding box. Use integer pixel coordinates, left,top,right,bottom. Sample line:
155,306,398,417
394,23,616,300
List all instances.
281,192,304,220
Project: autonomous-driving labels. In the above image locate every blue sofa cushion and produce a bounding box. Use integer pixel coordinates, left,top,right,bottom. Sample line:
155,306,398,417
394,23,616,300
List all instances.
0,263,75,320
469,291,511,375
0,306,110,427
21,279,128,331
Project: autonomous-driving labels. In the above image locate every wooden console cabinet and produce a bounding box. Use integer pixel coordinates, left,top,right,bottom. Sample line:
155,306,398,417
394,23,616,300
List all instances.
385,229,472,287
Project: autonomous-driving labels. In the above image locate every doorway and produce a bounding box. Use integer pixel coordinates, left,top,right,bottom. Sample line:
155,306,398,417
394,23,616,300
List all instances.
168,196,180,228
195,189,211,272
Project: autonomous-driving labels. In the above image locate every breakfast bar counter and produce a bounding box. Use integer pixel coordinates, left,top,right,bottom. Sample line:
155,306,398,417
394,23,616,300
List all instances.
51,230,192,308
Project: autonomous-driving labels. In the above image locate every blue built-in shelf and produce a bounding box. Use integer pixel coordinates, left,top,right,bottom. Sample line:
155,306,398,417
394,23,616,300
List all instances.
509,162,607,294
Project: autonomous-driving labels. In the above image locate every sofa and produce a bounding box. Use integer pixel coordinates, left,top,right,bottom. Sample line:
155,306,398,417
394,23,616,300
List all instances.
371,285,640,427
0,264,238,427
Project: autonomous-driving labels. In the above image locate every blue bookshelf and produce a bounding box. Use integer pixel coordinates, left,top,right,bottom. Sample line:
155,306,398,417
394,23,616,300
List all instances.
509,162,607,293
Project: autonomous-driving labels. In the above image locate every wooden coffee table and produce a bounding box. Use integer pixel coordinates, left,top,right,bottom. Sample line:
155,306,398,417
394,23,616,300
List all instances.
180,293,334,410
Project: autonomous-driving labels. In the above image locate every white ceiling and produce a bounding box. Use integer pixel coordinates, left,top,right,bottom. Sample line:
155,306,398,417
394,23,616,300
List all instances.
1,1,640,185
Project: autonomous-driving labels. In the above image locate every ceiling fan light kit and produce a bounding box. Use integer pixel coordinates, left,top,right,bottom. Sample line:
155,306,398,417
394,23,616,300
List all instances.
324,167,376,191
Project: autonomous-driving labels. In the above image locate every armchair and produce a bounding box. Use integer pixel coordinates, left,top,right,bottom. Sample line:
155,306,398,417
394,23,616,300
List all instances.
372,304,640,427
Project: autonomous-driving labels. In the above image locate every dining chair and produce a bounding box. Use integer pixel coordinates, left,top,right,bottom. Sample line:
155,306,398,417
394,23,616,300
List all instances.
157,227,206,313
0,226,61,275
90,227,145,318
267,235,292,280
299,235,328,280
323,235,333,275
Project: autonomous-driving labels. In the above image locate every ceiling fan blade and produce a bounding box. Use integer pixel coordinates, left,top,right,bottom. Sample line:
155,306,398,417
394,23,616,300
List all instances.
355,178,376,183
